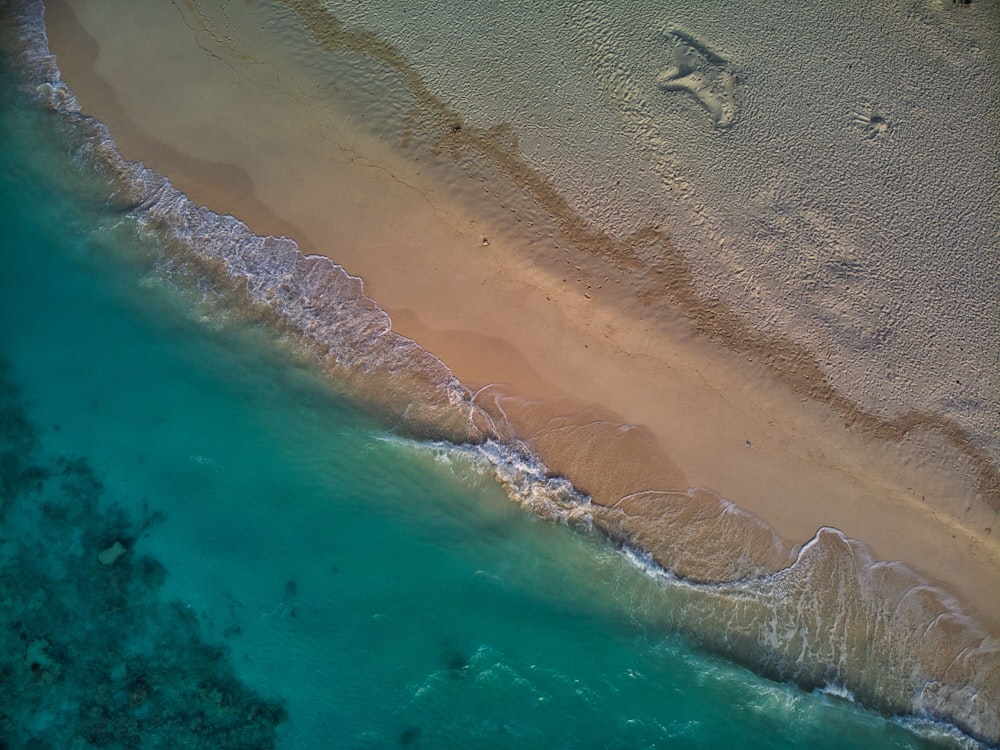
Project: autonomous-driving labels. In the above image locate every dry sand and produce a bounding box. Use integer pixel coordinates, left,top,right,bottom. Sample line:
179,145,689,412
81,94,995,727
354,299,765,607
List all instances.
44,0,1000,629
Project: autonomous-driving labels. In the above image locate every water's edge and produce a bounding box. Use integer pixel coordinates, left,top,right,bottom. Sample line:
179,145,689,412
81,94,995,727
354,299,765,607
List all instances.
3,0,997,744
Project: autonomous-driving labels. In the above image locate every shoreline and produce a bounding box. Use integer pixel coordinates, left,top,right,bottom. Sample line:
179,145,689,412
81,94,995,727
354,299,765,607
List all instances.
41,0,1000,629
3,0,997,736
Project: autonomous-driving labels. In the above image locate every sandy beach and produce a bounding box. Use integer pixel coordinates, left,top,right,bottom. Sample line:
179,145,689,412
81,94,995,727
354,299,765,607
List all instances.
42,0,999,636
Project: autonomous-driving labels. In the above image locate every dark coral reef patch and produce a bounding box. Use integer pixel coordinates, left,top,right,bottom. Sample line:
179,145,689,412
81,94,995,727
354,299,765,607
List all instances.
0,361,286,748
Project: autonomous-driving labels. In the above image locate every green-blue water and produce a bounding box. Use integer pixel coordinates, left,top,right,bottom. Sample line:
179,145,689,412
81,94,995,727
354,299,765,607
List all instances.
0,47,976,750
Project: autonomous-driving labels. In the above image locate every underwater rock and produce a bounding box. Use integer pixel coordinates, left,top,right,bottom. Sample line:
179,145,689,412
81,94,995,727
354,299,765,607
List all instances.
97,541,127,566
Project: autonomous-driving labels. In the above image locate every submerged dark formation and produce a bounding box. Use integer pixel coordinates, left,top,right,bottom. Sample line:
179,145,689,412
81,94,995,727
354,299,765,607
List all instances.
0,362,287,747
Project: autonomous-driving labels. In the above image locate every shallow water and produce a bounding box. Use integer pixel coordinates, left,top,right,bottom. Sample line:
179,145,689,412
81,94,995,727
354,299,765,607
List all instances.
0,42,986,749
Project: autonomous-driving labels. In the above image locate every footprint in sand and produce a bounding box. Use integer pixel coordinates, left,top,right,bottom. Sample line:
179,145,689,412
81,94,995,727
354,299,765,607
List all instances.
656,28,738,128
850,103,891,139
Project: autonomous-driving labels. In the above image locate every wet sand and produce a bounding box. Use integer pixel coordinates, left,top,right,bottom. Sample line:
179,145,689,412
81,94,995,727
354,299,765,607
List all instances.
43,0,1000,629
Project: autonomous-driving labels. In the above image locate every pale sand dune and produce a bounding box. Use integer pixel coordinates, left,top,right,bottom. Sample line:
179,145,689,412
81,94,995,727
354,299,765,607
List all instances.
43,0,999,634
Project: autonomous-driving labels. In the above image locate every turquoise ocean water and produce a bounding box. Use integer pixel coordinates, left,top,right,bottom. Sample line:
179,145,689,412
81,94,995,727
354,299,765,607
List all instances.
0,26,985,750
